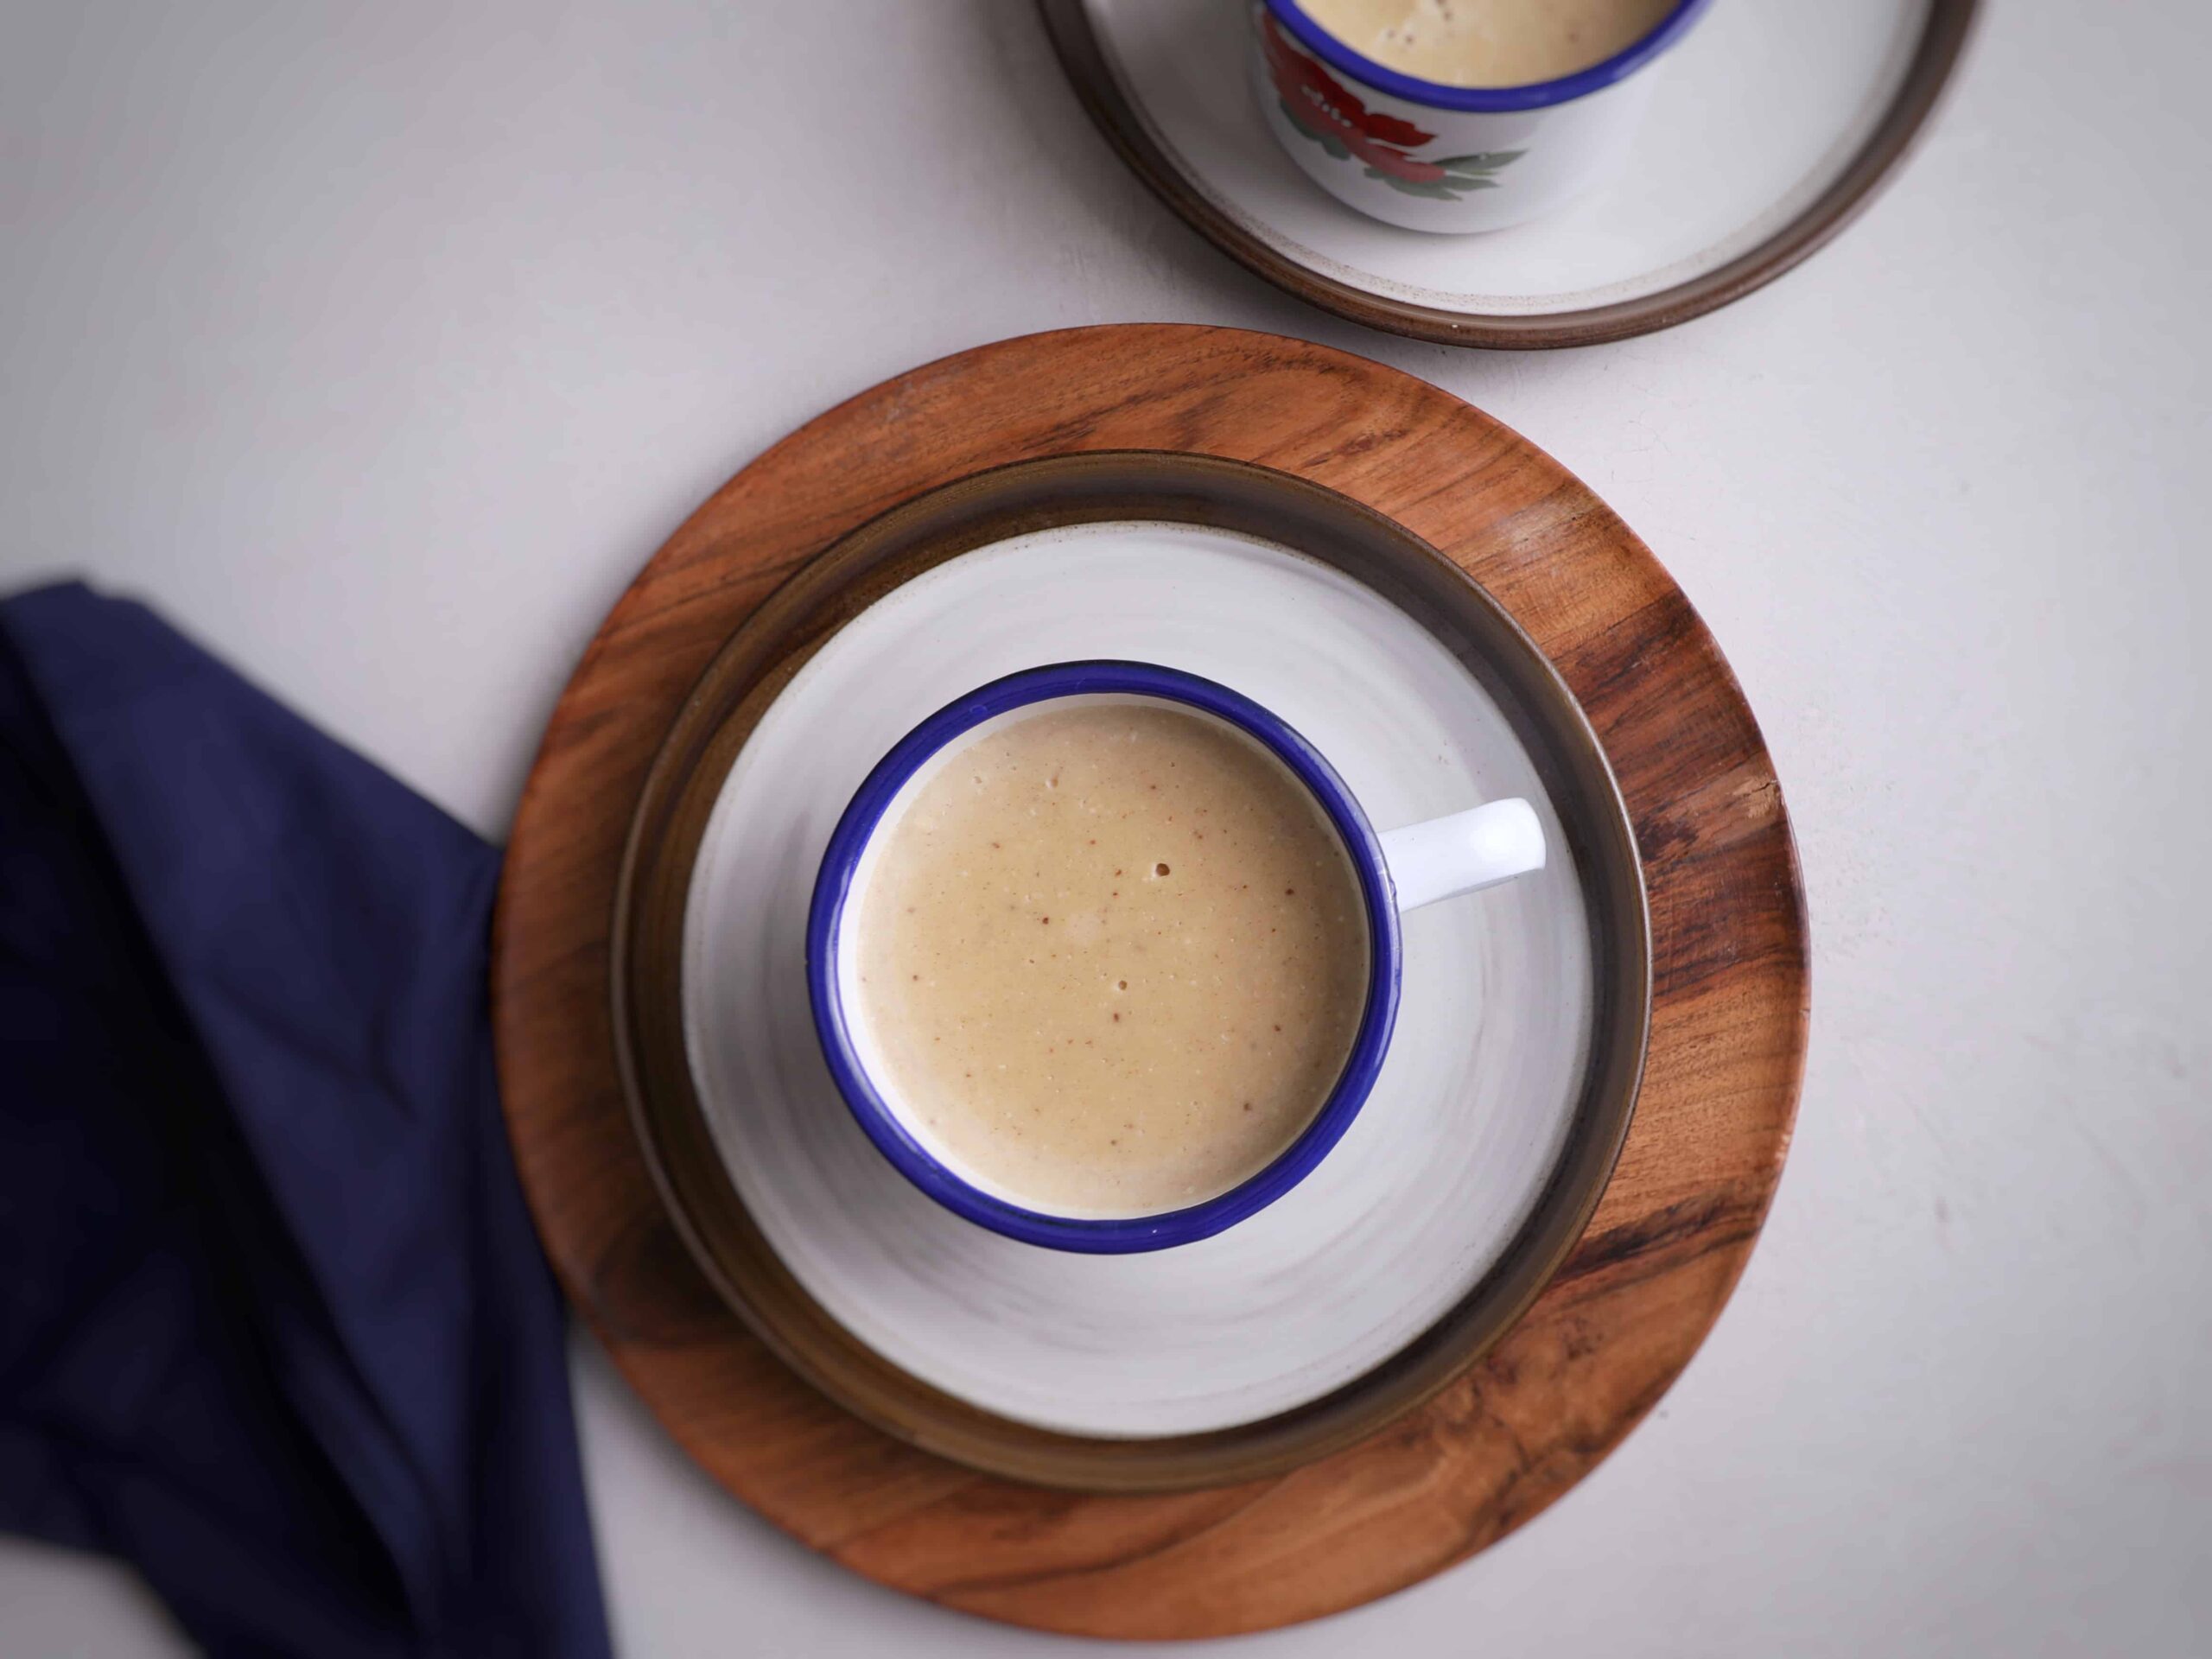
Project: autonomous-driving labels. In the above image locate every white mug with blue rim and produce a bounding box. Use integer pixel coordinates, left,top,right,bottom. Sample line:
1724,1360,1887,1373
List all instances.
806,661,1546,1254
1252,0,1714,233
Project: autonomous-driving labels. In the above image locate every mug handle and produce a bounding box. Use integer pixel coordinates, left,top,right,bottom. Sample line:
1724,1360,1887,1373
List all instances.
1377,799,1547,913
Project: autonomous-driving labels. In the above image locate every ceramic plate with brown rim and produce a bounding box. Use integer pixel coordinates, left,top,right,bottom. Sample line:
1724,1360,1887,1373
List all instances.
612,451,1650,1492
1040,0,1977,349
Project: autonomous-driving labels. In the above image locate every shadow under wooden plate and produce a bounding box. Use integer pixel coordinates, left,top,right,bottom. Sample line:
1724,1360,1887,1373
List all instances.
612,451,1652,1493
492,324,1808,1638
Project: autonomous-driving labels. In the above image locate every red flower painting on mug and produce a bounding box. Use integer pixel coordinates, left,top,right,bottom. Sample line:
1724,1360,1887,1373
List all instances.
1260,12,1523,200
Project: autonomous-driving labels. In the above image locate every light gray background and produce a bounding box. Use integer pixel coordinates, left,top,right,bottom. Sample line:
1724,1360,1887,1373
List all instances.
3,3,2205,1654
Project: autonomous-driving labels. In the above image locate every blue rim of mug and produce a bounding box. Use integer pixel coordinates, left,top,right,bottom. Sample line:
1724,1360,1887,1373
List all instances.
1262,0,1714,114
805,660,1403,1254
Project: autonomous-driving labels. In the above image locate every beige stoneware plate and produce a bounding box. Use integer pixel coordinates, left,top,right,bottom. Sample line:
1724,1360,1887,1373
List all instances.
611,453,1650,1491
1041,0,1977,347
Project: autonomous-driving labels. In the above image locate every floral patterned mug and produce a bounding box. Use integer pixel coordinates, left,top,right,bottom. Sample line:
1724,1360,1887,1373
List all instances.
1251,0,1713,234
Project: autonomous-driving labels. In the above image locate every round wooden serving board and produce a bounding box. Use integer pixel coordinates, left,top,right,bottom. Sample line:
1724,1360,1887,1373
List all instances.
493,324,1808,1640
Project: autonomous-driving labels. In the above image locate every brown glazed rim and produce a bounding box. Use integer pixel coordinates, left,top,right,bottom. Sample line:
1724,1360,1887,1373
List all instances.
1037,0,1980,351
608,450,1653,1493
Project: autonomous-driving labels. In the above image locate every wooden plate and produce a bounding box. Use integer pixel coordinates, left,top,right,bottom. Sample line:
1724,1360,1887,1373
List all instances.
1039,0,1978,349
493,324,1809,1638
612,451,1653,1491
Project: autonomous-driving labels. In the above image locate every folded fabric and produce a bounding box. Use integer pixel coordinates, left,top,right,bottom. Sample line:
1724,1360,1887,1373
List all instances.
0,583,611,1657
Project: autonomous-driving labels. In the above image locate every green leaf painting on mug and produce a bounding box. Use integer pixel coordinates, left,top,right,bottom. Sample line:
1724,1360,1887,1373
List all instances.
1435,151,1527,174
1363,147,1527,199
1365,168,1480,199
1287,117,1528,201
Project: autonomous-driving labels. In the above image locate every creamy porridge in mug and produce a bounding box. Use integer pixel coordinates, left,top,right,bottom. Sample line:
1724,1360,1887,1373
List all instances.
1297,0,1678,87
849,702,1370,1217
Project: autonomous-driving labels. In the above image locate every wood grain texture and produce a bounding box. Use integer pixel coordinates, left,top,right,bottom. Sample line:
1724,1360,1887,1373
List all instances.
492,324,1808,1638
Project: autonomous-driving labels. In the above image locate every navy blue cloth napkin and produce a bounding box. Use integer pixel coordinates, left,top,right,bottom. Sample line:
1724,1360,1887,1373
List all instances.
0,583,612,1657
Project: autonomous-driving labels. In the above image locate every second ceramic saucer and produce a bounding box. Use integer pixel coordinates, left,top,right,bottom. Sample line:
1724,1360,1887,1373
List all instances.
1042,0,1975,346
613,453,1649,1490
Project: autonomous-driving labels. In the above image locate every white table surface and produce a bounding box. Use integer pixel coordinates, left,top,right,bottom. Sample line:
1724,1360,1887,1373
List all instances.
3,3,2206,1654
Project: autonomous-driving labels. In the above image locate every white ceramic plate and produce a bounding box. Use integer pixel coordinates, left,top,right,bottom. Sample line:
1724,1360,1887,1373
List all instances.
682,520,1597,1439
1046,0,1970,345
